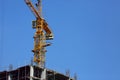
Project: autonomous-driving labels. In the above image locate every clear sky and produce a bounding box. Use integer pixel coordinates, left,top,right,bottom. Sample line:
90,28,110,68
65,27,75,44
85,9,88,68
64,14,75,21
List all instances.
0,0,120,80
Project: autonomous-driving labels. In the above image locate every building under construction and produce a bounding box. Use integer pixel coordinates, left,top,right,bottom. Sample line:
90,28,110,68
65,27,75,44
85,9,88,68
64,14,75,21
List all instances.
0,65,74,80
0,0,76,80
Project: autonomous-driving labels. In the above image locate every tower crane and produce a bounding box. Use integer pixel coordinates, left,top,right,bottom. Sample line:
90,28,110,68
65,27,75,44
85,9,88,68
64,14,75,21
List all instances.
24,0,53,68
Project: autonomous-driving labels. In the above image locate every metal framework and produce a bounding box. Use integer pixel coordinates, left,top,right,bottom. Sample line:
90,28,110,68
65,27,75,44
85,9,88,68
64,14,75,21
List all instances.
24,0,53,68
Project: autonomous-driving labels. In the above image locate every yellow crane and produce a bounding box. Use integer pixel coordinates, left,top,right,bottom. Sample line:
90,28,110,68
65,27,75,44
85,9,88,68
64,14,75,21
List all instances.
24,0,53,68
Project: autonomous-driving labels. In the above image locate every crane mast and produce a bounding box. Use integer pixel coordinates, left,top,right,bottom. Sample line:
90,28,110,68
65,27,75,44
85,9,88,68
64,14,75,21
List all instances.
25,0,53,68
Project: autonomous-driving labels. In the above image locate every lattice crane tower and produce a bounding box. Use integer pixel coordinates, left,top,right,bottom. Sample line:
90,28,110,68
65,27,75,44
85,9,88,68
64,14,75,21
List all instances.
24,0,53,68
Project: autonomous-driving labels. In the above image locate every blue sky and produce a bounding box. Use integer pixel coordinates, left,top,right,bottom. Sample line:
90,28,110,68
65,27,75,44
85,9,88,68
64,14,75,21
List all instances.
0,0,120,80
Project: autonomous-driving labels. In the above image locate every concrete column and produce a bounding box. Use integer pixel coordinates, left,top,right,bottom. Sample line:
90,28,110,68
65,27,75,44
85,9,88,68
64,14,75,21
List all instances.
41,69,46,80
30,66,34,80
8,74,11,80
